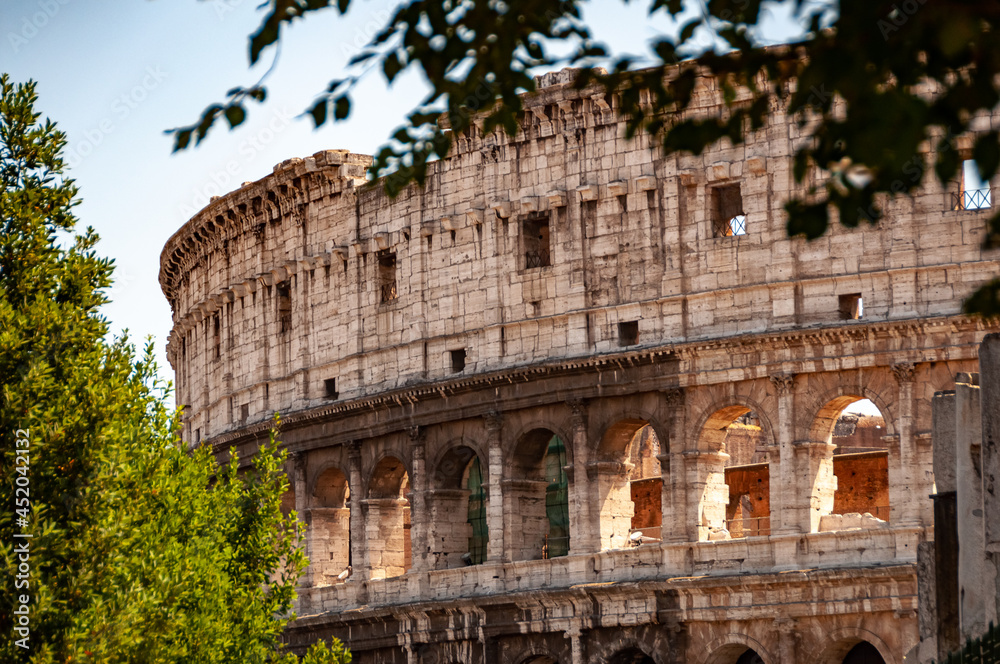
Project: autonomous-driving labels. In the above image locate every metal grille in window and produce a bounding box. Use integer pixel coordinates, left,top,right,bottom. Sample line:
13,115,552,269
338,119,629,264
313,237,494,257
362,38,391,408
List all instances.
525,249,551,269
729,214,747,235
952,187,993,210
542,434,570,559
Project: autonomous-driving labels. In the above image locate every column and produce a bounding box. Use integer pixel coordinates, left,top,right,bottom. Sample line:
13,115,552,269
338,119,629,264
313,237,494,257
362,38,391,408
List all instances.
408,426,430,572
770,373,797,534
347,440,369,581
484,411,506,563
291,452,313,587
565,626,584,664
979,333,1000,627
955,375,987,644
567,399,598,554
892,362,921,525
931,391,960,661
660,388,685,542
683,449,729,541
792,440,836,533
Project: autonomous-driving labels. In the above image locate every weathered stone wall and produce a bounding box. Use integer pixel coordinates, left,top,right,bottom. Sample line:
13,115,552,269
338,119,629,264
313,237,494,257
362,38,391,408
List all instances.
832,452,890,518
159,66,1000,664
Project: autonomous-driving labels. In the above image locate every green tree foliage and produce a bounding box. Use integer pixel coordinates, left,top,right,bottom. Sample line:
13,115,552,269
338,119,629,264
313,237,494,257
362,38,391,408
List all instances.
171,0,1000,315
0,75,349,663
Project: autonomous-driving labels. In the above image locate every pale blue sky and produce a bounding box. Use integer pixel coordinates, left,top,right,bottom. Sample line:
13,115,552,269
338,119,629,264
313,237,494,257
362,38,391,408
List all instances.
2,0,807,403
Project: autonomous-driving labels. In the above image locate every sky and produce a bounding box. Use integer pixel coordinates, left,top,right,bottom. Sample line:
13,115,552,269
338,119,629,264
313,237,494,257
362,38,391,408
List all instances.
1,0,811,406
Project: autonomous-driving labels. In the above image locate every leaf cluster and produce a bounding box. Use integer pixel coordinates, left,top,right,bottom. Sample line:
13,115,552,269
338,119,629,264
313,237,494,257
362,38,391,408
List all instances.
1,75,348,664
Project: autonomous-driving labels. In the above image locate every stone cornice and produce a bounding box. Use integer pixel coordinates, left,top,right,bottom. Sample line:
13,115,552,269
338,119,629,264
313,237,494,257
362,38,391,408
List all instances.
203,314,991,455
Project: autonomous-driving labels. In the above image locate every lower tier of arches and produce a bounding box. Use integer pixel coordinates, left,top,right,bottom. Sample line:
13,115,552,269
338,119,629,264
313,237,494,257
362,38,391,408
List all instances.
286,564,915,664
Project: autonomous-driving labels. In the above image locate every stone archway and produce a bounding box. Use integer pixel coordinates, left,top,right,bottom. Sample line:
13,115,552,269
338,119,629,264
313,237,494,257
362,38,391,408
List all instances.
366,455,411,579
593,418,664,550
425,444,489,569
807,395,892,533
308,465,351,584
508,428,570,560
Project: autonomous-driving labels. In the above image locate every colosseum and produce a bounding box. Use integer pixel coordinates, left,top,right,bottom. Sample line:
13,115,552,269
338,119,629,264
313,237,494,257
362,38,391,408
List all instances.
159,68,1000,663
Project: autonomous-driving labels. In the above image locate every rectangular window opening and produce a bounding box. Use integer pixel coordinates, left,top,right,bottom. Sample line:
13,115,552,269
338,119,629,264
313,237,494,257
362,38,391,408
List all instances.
451,348,467,373
240,404,249,422
378,250,398,303
838,293,863,320
523,212,551,269
276,281,292,333
324,378,339,400
712,183,746,237
618,320,639,347
213,315,221,359
959,159,992,210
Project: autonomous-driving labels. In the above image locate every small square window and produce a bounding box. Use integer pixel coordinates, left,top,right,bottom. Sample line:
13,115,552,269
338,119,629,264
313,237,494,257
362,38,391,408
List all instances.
618,320,639,346
712,183,746,237
451,349,467,373
324,378,339,400
838,293,863,320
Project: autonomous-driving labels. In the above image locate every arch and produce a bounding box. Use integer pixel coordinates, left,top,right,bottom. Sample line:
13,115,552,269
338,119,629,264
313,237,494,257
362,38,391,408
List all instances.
593,417,665,550
311,465,349,508
816,629,896,664
424,443,490,569
807,385,896,443
699,634,775,664
504,419,575,471
692,396,776,453
606,646,657,664
367,455,410,499
432,443,482,489
592,408,670,460
308,465,351,584
366,454,411,579
807,394,892,531
508,427,571,560
693,400,775,541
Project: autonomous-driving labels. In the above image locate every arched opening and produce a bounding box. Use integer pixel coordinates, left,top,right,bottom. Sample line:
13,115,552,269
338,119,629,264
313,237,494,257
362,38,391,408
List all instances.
595,419,663,550
735,650,765,664
366,456,412,579
309,466,351,585
520,657,558,664
705,643,768,664
842,642,886,664
509,428,570,560
813,397,891,532
698,406,771,540
607,647,656,664
426,445,489,569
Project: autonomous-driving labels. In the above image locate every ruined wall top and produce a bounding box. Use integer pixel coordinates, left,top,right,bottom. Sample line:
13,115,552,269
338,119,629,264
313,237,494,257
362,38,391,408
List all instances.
159,66,1000,445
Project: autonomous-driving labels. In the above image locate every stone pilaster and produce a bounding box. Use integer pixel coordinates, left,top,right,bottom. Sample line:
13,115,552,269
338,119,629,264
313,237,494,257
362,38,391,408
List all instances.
892,361,922,525
770,372,797,534
408,426,430,572
683,449,729,541
792,440,837,533
956,376,988,644
661,388,685,542
979,334,1000,626
483,411,506,563
567,398,598,554
291,452,313,587
347,440,369,582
